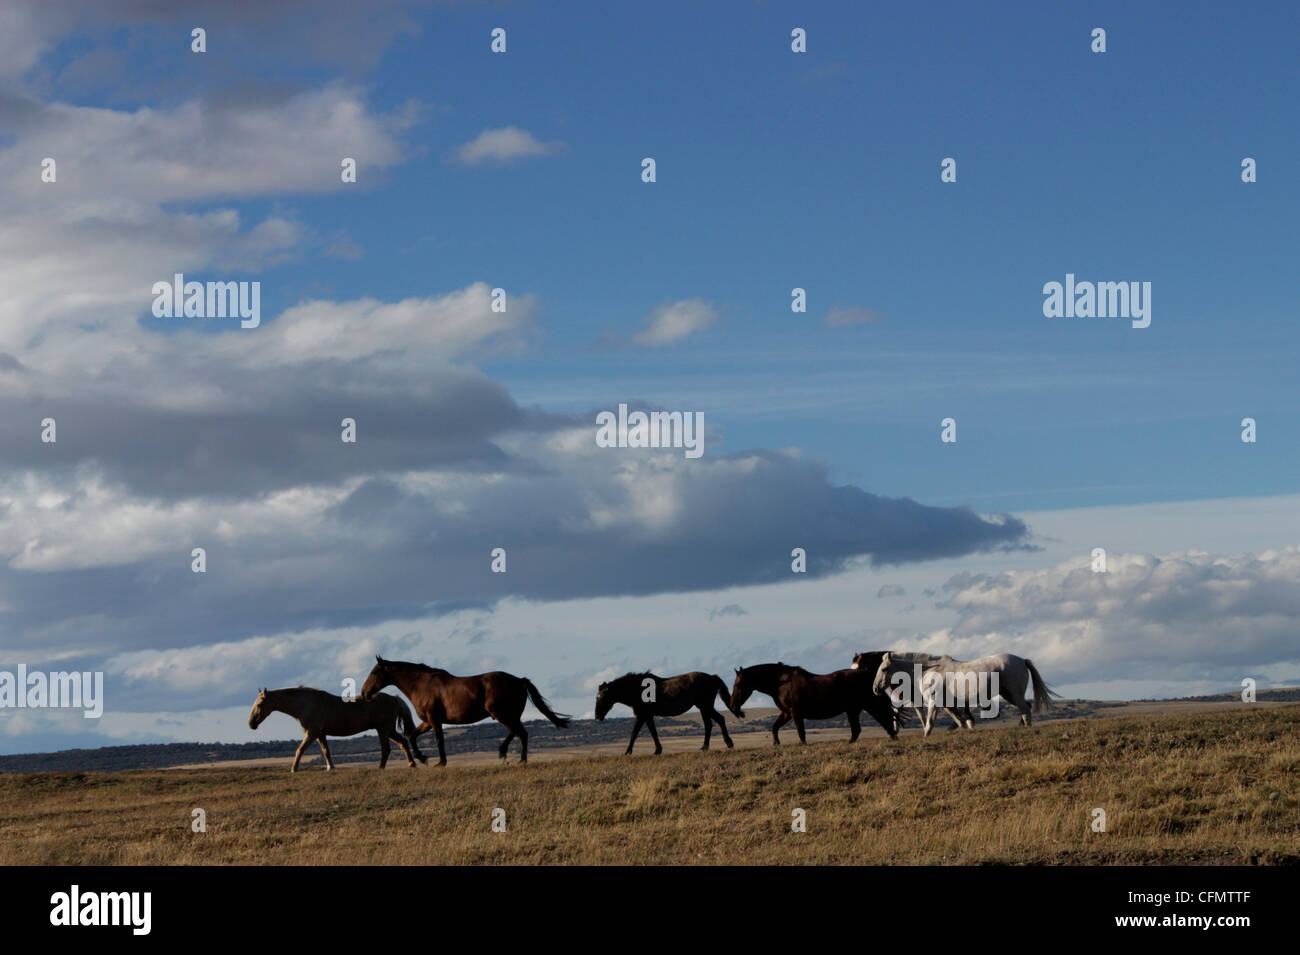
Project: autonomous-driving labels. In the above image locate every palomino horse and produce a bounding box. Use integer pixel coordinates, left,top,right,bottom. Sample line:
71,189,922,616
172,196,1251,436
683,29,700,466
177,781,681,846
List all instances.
856,650,972,732
728,662,905,745
595,671,743,754
872,651,1059,736
248,686,427,772
361,656,570,765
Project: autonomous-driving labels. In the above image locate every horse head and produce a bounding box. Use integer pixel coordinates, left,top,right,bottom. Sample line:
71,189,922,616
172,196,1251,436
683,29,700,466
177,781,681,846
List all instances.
248,687,270,729
872,652,894,695
361,656,394,700
594,680,614,721
729,666,753,714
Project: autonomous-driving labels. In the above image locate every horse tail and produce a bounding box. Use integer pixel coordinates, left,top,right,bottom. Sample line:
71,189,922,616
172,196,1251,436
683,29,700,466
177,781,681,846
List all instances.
523,679,571,728
1025,659,1058,713
716,674,743,718
395,696,427,763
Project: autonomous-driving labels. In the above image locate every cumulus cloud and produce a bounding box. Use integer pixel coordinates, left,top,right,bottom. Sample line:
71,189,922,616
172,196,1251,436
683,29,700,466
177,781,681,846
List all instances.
453,126,565,165
0,86,415,208
920,549,1300,683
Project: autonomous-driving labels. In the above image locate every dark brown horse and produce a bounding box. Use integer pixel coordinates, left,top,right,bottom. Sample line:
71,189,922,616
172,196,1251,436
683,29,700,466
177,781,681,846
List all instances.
361,656,570,765
595,671,743,754
728,662,905,745
248,686,427,772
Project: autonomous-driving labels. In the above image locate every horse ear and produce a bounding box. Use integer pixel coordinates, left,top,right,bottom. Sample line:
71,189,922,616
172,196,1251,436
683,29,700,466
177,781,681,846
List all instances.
734,666,740,674
375,655,382,663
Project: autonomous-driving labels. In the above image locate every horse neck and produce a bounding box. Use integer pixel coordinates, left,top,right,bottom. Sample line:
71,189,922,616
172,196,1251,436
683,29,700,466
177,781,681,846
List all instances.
747,664,792,692
265,688,309,715
612,674,647,702
384,667,425,696
890,652,941,669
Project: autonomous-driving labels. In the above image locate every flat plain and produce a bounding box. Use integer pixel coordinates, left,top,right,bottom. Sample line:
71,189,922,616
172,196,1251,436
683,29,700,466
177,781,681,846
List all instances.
2,702,1296,865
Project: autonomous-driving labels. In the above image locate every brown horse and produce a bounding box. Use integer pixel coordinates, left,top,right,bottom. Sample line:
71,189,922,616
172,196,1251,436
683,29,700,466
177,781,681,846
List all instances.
361,656,570,765
248,686,427,772
728,662,905,745
595,671,743,754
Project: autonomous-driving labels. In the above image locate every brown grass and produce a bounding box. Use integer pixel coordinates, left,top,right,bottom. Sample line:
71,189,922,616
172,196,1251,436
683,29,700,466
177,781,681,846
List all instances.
2,704,1297,865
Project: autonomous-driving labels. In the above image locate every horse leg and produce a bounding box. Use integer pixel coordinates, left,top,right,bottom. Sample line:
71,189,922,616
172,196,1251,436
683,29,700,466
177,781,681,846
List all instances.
714,710,734,748
517,722,529,762
700,708,713,750
317,736,335,771
433,722,447,766
770,711,790,745
1003,685,1031,726
922,700,937,737
626,716,644,754
645,715,662,755
793,713,807,744
291,732,313,773
378,734,390,769
392,733,417,767
847,709,861,743
498,729,515,760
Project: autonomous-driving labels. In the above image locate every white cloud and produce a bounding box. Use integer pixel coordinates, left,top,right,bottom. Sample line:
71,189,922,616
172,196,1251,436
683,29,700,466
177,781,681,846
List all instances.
452,126,564,165
924,547,1300,683
628,299,717,347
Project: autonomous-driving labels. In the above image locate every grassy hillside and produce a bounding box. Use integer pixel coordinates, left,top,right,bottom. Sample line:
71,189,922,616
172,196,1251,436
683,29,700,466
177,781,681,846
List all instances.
2,703,1296,865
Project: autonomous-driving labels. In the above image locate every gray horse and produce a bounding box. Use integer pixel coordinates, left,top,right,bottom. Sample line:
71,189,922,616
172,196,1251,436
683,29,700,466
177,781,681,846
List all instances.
856,650,970,732
872,651,1058,736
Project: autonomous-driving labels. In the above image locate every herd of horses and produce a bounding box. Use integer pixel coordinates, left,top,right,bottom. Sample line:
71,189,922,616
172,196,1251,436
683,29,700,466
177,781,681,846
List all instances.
249,651,1059,770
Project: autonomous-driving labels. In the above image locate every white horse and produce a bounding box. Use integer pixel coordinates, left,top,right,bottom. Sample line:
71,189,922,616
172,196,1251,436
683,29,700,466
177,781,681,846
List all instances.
858,651,971,733
873,651,1058,737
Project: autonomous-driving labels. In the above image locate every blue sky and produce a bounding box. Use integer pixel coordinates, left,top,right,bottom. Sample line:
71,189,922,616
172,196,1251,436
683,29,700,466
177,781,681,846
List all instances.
0,1,1297,754
49,0,1298,510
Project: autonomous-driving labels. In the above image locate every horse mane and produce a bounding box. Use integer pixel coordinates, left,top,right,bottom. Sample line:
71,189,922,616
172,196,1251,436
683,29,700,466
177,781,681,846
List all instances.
885,651,944,665
269,686,340,701
610,671,656,685
381,659,450,676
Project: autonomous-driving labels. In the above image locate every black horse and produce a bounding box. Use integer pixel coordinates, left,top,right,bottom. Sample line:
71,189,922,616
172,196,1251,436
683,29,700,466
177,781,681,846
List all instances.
729,662,905,745
595,671,742,754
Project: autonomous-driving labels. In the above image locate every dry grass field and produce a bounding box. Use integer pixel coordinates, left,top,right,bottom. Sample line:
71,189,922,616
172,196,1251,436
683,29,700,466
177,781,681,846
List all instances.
2,703,1297,866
